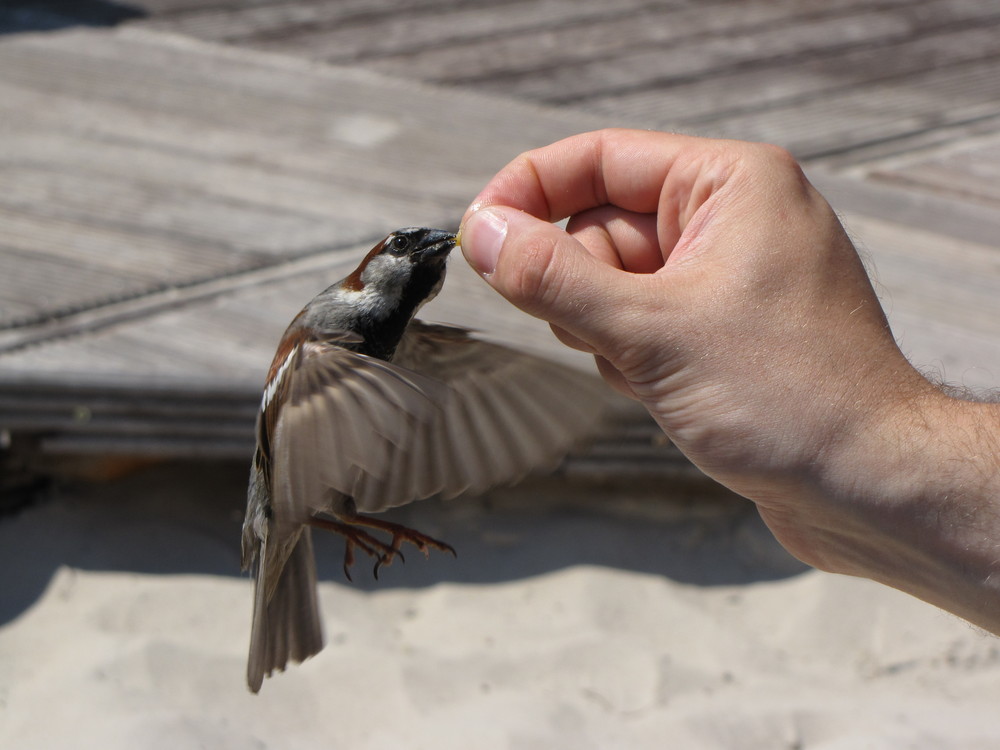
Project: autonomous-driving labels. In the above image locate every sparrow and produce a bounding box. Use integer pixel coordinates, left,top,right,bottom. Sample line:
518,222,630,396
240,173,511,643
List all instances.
241,227,610,692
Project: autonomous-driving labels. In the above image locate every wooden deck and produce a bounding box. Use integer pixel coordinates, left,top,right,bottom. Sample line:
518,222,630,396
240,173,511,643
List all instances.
125,0,1000,165
1,1,999,474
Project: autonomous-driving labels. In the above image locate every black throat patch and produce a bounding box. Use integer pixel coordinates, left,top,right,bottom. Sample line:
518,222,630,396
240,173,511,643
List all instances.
350,261,445,362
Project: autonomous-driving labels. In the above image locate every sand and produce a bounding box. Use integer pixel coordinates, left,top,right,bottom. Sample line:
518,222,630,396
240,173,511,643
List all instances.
2,461,999,749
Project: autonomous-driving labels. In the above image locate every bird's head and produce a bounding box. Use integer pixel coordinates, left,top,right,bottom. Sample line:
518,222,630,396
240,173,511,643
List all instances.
345,227,456,300
300,228,457,344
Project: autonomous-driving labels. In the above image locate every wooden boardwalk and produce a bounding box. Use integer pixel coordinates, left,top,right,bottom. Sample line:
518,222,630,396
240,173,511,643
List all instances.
1,1,999,473
126,0,1000,165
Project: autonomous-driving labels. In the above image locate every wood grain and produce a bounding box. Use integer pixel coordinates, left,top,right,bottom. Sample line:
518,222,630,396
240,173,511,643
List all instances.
1,1,998,463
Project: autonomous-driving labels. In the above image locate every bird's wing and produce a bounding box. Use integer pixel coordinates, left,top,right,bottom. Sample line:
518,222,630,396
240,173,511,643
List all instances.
269,339,447,526
350,321,612,512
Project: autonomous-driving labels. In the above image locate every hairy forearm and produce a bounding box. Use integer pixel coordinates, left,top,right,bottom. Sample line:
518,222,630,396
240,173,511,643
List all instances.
788,388,1000,634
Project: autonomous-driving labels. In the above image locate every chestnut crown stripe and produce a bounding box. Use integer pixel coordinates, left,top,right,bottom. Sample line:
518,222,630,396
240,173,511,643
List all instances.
342,242,386,292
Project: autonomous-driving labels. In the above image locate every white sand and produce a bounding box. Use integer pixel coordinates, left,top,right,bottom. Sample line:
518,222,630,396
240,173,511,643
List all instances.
2,462,999,749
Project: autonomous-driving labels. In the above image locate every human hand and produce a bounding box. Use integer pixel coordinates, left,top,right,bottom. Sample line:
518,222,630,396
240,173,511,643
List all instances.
458,129,922,506
458,129,1000,631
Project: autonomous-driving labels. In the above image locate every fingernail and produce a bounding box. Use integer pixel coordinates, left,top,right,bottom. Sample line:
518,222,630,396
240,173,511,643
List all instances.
460,207,507,277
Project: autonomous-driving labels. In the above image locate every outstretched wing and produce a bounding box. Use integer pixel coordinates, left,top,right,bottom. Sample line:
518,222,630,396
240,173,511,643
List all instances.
350,321,612,512
270,324,611,518
269,339,447,528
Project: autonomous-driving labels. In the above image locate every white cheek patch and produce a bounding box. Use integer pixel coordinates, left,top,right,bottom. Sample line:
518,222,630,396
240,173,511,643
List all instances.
262,347,297,411
340,286,395,318
352,259,407,318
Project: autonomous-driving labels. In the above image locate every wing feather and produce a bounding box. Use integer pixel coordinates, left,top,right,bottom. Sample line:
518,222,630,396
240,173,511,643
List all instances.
348,321,613,512
272,341,444,517
270,322,612,516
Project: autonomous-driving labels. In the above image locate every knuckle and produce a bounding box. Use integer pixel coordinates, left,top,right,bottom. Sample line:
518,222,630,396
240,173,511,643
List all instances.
504,233,563,308
754,141,797,167
750,143,809,187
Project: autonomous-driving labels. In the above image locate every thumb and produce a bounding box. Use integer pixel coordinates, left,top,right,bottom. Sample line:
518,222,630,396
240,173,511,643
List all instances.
459,206,626,346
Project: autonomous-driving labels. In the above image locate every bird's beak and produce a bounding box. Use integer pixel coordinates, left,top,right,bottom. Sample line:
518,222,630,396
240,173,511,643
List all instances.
419,230,457,259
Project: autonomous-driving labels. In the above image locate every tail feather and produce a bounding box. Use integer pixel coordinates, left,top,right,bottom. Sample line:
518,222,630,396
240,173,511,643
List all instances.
247,528,324,692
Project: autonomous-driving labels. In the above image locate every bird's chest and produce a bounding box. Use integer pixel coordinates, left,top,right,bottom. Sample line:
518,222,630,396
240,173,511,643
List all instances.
343,312,412,362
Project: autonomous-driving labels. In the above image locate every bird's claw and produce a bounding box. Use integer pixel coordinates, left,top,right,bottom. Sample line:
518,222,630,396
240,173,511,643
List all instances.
372,548,405,580
310,513,455,581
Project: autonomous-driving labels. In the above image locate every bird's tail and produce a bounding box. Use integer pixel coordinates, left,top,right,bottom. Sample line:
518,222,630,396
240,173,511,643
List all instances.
247,528,324,692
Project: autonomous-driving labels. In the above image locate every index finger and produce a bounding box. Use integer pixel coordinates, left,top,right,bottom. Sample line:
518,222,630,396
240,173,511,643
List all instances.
464,128,734,224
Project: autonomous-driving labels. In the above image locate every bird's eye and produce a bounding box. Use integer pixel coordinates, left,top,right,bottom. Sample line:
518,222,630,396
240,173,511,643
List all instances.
388,235,410,255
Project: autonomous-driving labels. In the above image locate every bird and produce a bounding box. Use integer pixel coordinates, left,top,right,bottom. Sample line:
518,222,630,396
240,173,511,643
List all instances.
241,226,611,692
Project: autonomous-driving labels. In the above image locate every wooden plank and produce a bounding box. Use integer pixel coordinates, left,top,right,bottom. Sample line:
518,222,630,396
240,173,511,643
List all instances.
0,174,358,330
801,113,1000,170
4,182,999,455
133,0,564,44
148,0,656,56
585,24,1000,127
1,13,998,462
809,167,1000,251
0,26,605,331
826,211,1000,391
848,217,1000,337
130,0,441,34
0,244,368,358
836,197,1000,388
0,244,157,327
0,29,598,197
863,137,1000,208
5,184,999,392
0,217,241,287
0,247,592,383
125,0,280,13
685,59,1000,159
0,244,626,460
128,0,510,35
116,0,1000,171
0,115,423,248
0,371,260,458
1,161,294,249
874,166,1000,206
364,0,916,85
442,0,988,102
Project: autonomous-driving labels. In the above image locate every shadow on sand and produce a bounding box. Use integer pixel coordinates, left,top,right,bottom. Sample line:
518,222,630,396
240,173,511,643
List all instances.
0,460,808,625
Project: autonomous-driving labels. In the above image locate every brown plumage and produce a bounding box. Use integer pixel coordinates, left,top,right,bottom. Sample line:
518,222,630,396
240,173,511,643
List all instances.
241,228,610,692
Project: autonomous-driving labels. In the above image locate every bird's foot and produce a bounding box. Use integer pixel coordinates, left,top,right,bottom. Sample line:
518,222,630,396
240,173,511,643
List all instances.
309,513,455,580
308,516,397,581
360,517,457,578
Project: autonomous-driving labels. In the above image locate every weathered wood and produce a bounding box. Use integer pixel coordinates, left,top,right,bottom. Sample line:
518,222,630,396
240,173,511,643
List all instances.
115,0,1000,171
0,27,604,331
585,24,1000,127
1,2,999,464
365,0,919,85
804,113,1000,170
0,29,596,195
865,138,1000,208
0,26,603,365
809,164,1000,251
135,0,649,49
0,244,359,352
699,60,1000,159
480,0,998,104
243,0,659,62
0,243,592,382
